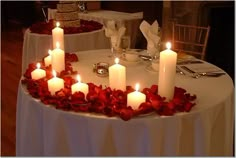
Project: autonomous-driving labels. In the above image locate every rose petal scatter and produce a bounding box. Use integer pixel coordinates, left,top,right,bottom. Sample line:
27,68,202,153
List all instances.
21,52,197,121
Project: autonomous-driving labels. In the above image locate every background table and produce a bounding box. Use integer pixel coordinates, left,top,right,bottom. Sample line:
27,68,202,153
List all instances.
16,49,234,156
48,9,143,48
22,28,110,74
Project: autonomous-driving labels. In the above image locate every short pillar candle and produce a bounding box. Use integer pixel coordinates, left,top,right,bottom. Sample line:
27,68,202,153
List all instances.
44,49,52,67
71,75,89,97
47,70,64,95
127,83,146,110
31,63,46,80
109,58,126,91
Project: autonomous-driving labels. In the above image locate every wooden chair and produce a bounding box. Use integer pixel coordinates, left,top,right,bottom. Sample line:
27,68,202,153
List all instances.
172,22,210,60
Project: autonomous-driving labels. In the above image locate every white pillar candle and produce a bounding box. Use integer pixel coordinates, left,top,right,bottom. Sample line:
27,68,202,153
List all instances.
52,22,64,50
31,63,46,80
44,49,52,67
52,42,65,73
127,83,146,110
47,70,64,95
109,58,126,91
158,42,177,100
71,75,89,96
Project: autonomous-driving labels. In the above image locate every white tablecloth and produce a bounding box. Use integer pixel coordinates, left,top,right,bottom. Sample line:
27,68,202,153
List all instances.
16,49,234,156
48,9,143,48
22,28,110,74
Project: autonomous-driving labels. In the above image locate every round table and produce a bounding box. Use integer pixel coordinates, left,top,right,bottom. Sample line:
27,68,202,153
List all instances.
16,49,234,156
22,28,110,74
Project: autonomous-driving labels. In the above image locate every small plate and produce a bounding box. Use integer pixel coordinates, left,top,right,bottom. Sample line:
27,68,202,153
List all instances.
145,64,158,73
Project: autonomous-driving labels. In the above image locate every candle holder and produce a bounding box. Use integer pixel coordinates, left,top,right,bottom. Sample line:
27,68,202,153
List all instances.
93,62,109,77
78,1,88,13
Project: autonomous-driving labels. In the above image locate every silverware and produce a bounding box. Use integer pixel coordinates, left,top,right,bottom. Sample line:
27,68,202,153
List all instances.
180,66,195,73
177,60,203,65
138,55,158,61
176,66,185,75
180,66,226,78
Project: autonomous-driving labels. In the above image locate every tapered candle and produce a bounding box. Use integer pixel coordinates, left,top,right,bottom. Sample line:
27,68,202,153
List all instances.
158,42,177,100
127,83,146,110
47,70,64,95
52,42,65,73
71,75,89,96
31,63,46,80
44,49,52,67
52,22,64,50
109,58,126,91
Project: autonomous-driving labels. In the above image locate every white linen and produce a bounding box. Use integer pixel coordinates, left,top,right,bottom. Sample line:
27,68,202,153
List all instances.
48,9,143,48
16,49,234,156
22,28,110,74
140,20,161,56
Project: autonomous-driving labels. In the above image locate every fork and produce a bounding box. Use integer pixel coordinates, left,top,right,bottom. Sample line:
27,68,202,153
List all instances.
191,72,226,78
176,66,185,75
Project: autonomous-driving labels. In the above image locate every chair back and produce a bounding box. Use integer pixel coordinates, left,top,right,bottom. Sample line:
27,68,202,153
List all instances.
172,22,210,60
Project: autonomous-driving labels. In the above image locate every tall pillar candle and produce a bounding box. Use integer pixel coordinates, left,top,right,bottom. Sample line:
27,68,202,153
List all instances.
47,70,64,95
71,75,89,97
158,42,177,100
109,58,126,91
52,42,65,73
127,83,146,110
52,22,64,50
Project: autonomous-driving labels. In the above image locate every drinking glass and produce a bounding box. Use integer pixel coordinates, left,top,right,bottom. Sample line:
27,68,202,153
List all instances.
109,36,122,58
120,35,131,51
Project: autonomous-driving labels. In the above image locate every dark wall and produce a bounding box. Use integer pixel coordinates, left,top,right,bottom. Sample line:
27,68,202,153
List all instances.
206,4,235,82
101,1,163,26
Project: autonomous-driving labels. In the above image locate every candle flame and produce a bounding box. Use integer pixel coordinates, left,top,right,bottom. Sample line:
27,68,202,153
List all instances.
135,83,140,92
77,75,81,83
36,63,40,69
56,42,60,49
48,49,52,55
56,22,60,27
166,42,171,50
52,70,56,78
115,58,119,64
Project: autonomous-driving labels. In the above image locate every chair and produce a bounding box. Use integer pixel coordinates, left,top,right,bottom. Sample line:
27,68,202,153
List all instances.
172,22,210,60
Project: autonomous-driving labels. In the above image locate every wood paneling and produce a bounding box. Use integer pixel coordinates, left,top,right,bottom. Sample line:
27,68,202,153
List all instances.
1,21,23,156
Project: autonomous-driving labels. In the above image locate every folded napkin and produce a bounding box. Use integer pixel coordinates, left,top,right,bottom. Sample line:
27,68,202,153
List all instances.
104,20,126,49
140,20,161,56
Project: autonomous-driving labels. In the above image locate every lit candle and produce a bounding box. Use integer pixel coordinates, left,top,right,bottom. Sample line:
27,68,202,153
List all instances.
127,83,146,110
71,75,89,96
52,42,65,73
158,42,177,100
109,58,126,91
52,22,64,50
47,70,64,95
44,49,52,67
31,63,46,80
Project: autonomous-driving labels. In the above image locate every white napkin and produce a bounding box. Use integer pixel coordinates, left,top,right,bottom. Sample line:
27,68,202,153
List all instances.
104,20,126,49
140,20,161,56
